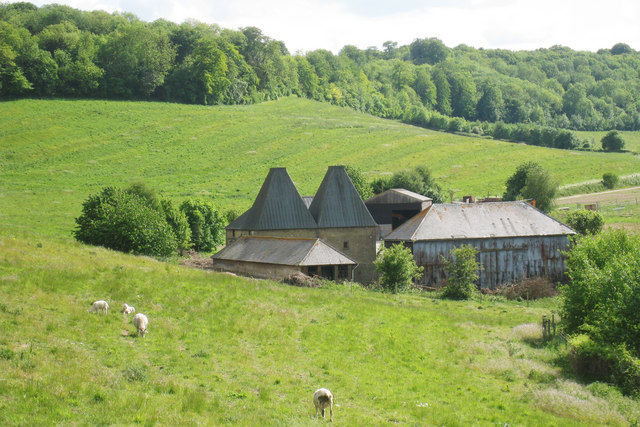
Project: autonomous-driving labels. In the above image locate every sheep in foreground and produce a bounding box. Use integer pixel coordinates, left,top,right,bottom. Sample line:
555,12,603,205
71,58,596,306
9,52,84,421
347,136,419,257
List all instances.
313,388,333,422
121,303,136,314
89,300,109,314
133,313,148,337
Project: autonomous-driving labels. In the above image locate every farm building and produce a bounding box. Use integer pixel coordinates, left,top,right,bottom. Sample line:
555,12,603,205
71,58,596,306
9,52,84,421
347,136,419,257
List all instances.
218,166,377,283
365,188,432,238
384,202,576,289
212,236,356,281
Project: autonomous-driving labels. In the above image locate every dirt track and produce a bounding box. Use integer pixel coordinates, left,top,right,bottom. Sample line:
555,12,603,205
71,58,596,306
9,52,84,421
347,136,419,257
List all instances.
557,186,640,206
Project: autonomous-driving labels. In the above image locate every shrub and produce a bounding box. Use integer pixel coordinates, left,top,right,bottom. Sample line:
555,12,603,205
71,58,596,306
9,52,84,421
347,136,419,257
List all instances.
569,334,640,396
440,244,480,300
561,230,640,354
602,172,619,189
565,210,605,235
74,187,178,256
601,131,625,152
375,243,423,293
344,165,373,200
179,198,225,252
161,199,192,252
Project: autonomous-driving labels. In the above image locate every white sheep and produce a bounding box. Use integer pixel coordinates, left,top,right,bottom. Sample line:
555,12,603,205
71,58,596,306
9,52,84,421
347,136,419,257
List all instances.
133,313,148,337
121,303,136,314
313,388,333,422
89,300,109,314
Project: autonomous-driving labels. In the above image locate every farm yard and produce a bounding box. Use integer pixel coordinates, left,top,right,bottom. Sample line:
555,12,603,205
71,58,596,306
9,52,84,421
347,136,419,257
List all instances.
2,97,640,425
555,187,640,231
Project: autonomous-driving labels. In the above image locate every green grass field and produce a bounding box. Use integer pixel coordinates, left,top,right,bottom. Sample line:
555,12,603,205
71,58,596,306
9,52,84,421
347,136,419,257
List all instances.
576,130,640,153
2,230,639,425
2,97,640,424
2,97,639,239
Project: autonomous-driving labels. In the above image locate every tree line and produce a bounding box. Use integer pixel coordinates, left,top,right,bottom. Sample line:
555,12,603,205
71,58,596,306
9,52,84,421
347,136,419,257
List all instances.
2,3,639,148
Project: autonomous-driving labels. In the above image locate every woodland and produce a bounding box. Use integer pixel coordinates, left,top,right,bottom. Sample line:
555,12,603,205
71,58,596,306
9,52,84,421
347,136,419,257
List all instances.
2,3,640,150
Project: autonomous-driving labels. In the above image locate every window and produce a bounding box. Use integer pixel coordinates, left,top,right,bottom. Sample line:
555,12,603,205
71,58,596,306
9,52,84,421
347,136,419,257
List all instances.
343,241,349,249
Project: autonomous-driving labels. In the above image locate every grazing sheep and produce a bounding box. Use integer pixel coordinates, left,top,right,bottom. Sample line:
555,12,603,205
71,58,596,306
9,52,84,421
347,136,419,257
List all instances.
89,300,109,314
121,303,136,314
313,388,333,422
133,313,148,337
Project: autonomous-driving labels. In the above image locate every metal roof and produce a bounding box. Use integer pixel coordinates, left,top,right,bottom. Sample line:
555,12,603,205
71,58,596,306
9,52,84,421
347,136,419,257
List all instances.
301,196,314,208
309,166,377,228
385,201,576,241
228,168,318,230
365,188,432,205
212,236,356,266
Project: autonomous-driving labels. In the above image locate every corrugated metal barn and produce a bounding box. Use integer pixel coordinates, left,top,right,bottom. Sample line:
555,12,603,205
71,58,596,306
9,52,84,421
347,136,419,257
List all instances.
385,202,576,289
365,188,432,237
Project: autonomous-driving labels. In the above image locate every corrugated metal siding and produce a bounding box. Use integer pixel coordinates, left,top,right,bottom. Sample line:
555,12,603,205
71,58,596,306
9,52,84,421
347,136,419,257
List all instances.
388,235,571,289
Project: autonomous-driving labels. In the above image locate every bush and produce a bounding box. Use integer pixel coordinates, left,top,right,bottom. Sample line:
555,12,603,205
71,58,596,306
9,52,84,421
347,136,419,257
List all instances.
375,243,423,293
602,172,619,189
179,198,225,252
561,230,640,354
441,245,480,300
601,130,625,152
161,199,192,252
569,334,640,396
565,210,605,235
74,187,178,256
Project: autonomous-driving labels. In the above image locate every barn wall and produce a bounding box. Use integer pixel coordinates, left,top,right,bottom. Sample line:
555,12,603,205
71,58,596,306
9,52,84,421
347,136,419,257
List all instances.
211,259,301,280
226,227,377,284
387,235,571,289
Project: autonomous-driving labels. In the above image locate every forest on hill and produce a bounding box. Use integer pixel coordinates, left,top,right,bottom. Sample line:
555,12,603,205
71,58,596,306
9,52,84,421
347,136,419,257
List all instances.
2,3,640,147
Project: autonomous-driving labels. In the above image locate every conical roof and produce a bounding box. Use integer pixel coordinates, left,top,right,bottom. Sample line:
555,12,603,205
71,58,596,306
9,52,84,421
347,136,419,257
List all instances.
228,168,318,230
309,166,377,228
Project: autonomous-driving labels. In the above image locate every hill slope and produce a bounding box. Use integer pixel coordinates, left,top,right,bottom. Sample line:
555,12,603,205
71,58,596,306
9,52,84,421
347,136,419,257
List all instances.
2,97,639,239
2,231,639,425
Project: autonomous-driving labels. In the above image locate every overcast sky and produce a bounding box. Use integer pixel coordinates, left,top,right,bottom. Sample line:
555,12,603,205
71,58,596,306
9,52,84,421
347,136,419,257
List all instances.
13,0,640,54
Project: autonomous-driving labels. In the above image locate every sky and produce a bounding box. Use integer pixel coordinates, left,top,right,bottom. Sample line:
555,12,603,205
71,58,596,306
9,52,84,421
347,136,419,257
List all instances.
11,0,640,54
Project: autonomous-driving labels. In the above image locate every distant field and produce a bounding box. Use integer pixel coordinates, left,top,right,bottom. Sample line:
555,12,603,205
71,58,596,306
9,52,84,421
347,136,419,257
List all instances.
2,97,639,239
555,187,640,231
576,130,640,153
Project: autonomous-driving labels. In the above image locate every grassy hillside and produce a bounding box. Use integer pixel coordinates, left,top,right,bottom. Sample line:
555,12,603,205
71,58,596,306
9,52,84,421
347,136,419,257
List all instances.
575,130,640,153
2,230,640,425
2,97,639,239
3,98,640,424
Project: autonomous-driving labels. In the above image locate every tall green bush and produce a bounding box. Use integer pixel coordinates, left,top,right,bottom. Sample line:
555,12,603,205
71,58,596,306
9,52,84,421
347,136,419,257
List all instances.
374,243,423,293
561,230,640,355
161,199,192,252
74,187,178,256
565,210,604,235
602,172,619,189
441,245,480,300
179,198,225,252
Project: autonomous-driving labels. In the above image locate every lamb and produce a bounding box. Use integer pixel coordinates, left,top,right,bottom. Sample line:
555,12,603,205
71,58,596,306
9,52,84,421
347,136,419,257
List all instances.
133,313,148,337
89,300,109,314
121,303,136,314
313,388,333,422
